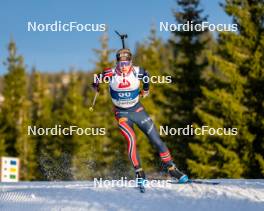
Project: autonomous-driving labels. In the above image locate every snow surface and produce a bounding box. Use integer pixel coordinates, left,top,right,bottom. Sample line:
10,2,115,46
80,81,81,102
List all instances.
0,179,264,211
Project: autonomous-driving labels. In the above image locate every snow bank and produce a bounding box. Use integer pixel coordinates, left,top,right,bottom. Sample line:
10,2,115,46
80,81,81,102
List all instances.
0,179,263,211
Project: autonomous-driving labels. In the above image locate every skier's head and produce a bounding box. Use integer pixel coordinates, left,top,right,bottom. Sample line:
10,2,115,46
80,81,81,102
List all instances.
116,48,132,62
116,48,132,74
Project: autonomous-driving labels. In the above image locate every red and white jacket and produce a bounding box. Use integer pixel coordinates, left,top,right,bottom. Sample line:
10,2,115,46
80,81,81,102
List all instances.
93,66,149,109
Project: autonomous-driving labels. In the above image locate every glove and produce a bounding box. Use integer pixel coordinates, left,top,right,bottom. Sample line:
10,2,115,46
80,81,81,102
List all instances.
92,82,100,92
140,90,149,98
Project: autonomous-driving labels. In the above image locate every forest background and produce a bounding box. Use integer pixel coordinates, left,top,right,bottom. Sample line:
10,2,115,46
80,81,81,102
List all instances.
0,0,263,180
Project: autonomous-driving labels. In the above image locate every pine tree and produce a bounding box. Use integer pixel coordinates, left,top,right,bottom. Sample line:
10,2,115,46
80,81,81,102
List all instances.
2,40,37,180
167,0,211,172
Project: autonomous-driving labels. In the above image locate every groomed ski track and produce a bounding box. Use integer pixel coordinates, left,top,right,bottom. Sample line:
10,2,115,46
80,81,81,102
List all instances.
0,179,263,211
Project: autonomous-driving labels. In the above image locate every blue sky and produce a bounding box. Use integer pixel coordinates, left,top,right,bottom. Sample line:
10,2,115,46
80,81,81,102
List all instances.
0,0,231,74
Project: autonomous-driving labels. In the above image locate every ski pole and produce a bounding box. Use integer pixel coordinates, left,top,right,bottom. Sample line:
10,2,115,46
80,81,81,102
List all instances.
89,91,99,112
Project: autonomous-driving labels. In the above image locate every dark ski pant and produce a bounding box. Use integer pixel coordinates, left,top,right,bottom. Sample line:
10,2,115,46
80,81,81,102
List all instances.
115,103,172,169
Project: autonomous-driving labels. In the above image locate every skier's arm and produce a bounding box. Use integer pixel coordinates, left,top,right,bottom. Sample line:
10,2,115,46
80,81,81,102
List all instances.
138,67,150,98
92,68,113,92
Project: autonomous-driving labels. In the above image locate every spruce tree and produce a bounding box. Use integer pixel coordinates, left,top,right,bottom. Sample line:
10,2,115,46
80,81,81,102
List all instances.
29,68,53,179
167,0,211,172
2,40,37,180
74,32,126,179
187,0,263,178
230,0,264,178
39,71,85,180
133,27,173,172
91,32,126,179
0,105,6,155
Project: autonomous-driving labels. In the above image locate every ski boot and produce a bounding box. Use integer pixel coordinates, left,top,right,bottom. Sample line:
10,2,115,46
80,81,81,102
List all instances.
166,163,189,184
135,168,146,193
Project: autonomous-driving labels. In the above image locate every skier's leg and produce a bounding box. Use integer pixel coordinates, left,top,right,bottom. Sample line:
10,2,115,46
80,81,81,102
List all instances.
115,114,141,170
133,108,188,182
133,108,173,164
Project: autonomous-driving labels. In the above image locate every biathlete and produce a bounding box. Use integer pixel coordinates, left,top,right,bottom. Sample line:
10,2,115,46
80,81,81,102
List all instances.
92,48,189,184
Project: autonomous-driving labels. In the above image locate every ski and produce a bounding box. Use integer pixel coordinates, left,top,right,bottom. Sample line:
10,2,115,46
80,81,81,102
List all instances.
189,179,220,185
169,179,220,185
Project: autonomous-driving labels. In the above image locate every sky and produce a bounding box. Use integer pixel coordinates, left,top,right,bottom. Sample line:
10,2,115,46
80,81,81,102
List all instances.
0,0,232,74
